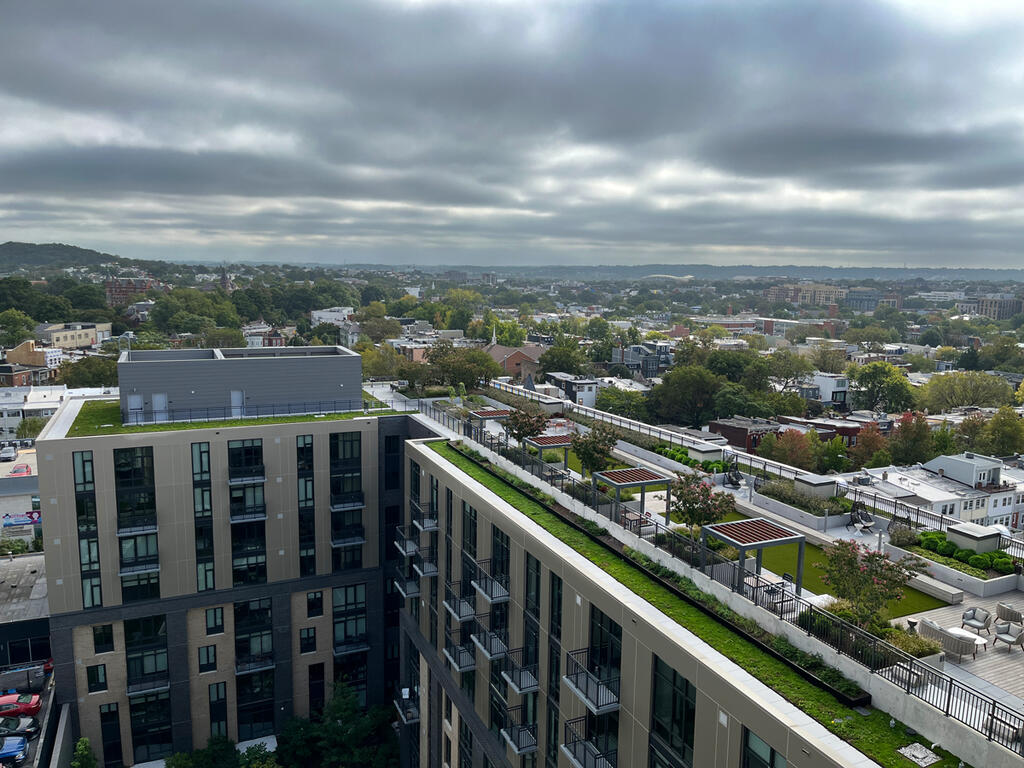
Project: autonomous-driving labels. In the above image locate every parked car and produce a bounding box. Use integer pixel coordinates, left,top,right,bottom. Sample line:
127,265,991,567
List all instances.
0,736,27,765
6,465,29,478
0,696,39,718
0,447,15,462
0,717,38,741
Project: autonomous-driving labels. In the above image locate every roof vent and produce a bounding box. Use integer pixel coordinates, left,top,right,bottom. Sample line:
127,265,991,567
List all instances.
966,452,974,459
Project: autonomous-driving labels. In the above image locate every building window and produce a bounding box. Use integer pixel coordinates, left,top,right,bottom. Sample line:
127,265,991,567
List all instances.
237,670,275,741
197,561,215,592
743,730,787,768
297,434,314,474
462,502,477,559
121,572,160,603
198,645,217,673
99,703,122,768
525,553,541,618
332,545,362,573
206,607,224,635
209,682,227,738
191,442,211,482
333,584,368,651
82,576,102,609
300,627,316,654
307,591,324,618
649,656,696,768
87,664,107,693
93,624,114,654
549,573,562,641
129,692,172,763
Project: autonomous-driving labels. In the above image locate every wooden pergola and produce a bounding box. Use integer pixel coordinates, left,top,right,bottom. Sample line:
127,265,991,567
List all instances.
593,466,674,529
524,433,575,471
701,517,806,595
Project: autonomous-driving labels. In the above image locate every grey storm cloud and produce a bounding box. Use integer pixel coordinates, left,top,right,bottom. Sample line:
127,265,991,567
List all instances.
2,0,1024,267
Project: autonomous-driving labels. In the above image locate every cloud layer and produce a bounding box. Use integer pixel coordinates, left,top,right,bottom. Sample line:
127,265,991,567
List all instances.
3,0,1024,267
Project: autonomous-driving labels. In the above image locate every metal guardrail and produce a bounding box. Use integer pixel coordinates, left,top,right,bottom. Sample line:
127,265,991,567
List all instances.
418,399,1024,756
563,649,620,714
123,398,402,425
562,716,617,768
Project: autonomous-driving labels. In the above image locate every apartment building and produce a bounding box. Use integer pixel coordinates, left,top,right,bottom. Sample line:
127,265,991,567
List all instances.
38,347,437,766
394,438,871,768
35,322,113,349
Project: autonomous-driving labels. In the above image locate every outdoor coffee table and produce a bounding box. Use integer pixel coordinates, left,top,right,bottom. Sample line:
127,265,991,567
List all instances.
947,626,989,651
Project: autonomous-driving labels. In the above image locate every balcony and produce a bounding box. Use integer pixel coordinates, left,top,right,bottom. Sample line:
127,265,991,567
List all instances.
228,464,266,485
471,559,509,604
330,491,365,512
411,498,438,532
470,615,508,661
393,526,418,558
126,671,170,697
563,649,620,715
561,717,617,768
118,557,160,577
116,514,158,537
229,503,267,523
333,635,371,657
235,653,275,674
443,630,475,672
393,565,420,599
394,686,420,725
412,546,438,579
330,524,366,548
501,705,538,756
443,581,476,622
502,648,539,694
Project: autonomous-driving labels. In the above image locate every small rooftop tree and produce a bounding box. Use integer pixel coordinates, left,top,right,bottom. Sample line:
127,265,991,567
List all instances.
668,472,736,546
571,424,618,479
817,539,926,629
505,405,548,459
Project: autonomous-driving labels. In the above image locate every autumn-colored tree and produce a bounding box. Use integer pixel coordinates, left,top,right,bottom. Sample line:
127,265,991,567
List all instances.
848,424,887,469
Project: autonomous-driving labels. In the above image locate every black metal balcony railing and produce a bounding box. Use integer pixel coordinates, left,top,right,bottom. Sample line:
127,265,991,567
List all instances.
502,648,539,694
443,581,476,622
502,705,538,756
126,671,170,697
563,649,620,715
116,514,158,536
443,631,475,672
561,716,617,768
470,615,508,661
333,634,370,657
235,653,275,674
408,495,422,515
393,685,420,725
412,546,438,578
330,524,366,548
229,503,267,523
471,559,509,604
228,464,266,485
412,499,438,532
393,565,420,599
329,491,365,511
393,526,418,558
118,557,160,576
330,458,361,475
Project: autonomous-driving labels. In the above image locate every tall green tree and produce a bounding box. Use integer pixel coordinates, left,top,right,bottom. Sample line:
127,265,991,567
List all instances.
16,417,48,439
58,356,118,387
538,341,586,376
595,388,648,421
888,412,933,465
647,365,722,426
667,472,736,537
848,361,916,412
917,371,1012,413
571,424,618,479
0,309,36,348
767,349,813,392
982,405,1024,456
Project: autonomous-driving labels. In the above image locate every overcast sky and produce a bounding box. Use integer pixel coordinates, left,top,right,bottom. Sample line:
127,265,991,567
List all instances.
3,0,1024,268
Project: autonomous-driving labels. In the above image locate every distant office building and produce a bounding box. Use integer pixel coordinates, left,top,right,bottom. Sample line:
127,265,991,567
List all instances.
977,294,1024,321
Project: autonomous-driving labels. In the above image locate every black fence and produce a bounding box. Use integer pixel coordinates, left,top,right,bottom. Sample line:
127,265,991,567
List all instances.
418,400,1024,756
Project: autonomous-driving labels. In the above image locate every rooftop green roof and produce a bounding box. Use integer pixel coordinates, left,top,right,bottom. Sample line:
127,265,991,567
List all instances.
66,399,397,438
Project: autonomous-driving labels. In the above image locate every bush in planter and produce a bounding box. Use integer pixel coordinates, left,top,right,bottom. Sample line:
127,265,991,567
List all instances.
954,548,974,564
993,557,1015,575
936,539,957,557
880,627,942,658
968,553,992,570
888,523,919,548
919,536,940,552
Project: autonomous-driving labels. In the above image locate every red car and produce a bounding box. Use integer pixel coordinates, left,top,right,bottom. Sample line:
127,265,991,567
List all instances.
0,696,40,718
6,465,30,477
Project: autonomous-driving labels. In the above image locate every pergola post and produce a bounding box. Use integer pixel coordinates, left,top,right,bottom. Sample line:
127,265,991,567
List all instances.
699,528,708,572
735,547,746,593
755,548,763,576
563,446,569,472
795,540,805,596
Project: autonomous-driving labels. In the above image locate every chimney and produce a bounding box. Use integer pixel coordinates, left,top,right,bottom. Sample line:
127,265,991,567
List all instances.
938,469,944,477
882,471,889,481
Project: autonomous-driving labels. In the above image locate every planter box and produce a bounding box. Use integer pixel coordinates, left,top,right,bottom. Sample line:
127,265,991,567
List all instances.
886,544,1020,598
751,490,847,532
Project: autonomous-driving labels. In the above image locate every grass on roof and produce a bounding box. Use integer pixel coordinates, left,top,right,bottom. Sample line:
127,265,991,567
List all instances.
67,399,398,438
428,440,969,768
721,511,945,618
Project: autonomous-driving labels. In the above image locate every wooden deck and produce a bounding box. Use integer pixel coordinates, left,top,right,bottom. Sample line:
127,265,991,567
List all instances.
909,591,1024,707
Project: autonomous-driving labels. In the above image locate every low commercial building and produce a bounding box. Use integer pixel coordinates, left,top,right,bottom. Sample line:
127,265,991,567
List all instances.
35,322,112,349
